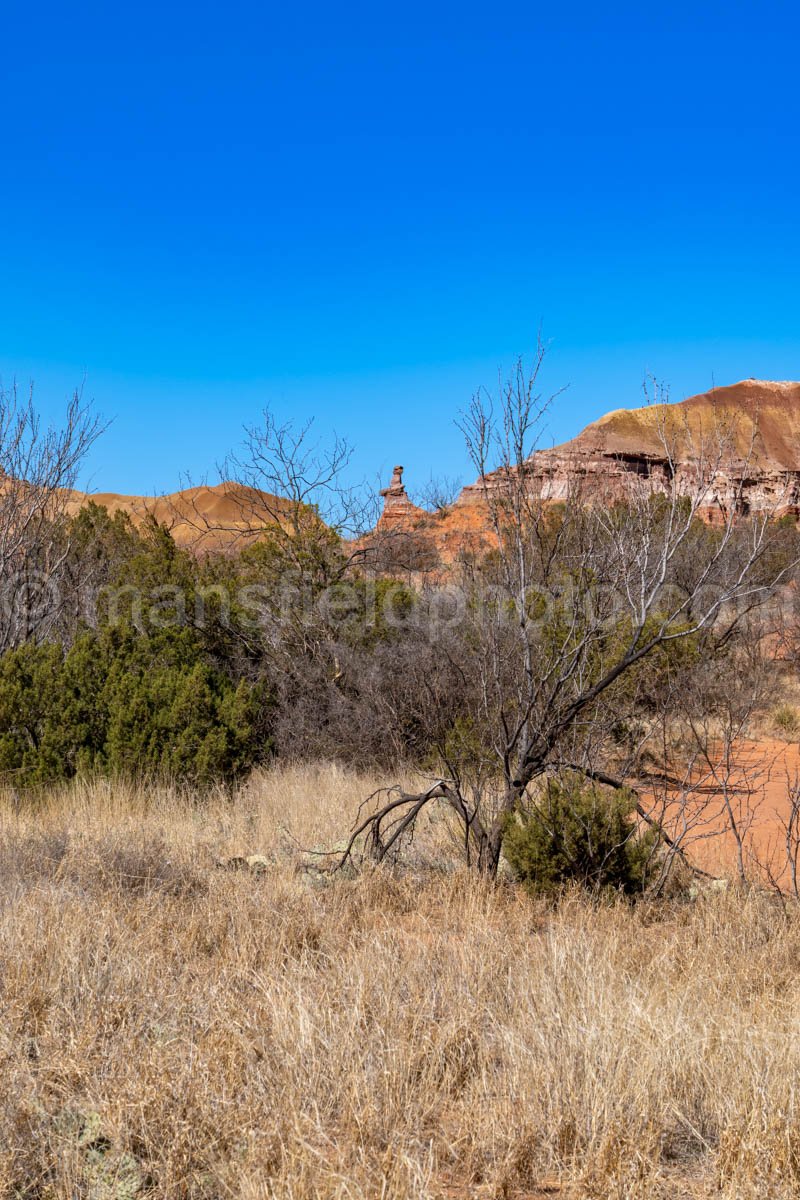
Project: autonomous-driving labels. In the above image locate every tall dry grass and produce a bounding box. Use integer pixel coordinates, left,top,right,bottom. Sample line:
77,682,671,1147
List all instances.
0,764,798,1198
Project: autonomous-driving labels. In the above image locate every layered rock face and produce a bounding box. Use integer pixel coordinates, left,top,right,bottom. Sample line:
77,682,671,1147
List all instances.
522,378,800,516
382,381,800,538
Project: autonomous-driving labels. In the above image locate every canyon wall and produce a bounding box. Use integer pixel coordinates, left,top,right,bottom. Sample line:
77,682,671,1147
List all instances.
379,381,800,546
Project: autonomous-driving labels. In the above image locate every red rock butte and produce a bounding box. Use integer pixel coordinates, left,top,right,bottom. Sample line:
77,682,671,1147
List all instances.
379,379,800,540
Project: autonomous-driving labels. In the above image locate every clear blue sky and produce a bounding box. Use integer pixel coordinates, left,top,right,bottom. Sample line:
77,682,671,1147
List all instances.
2,0,799,497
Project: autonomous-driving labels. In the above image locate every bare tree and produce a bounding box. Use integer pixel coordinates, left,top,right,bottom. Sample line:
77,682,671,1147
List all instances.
337,345,798,878
411,473,463,514
769,771,800,898
0,383,104,652
176,409,377,571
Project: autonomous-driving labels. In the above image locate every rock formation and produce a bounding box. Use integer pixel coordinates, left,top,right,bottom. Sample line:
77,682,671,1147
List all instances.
514,378,800,517
62,379,800,560
381,381,800,539
377,466,425,526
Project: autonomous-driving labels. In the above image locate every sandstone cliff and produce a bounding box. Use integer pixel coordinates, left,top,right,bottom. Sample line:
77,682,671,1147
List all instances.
379,380,800,551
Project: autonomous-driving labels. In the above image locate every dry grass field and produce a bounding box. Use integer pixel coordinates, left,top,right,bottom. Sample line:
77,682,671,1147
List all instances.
1,764,800,1199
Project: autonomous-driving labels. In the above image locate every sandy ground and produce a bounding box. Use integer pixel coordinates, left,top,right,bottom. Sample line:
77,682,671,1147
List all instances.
648,736,800,887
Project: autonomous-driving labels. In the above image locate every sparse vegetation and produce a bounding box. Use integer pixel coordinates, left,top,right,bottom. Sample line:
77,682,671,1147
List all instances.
773,702,800,737
0,765,798,1199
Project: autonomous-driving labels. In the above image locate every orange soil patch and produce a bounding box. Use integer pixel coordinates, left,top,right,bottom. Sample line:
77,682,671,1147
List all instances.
645,737,800,887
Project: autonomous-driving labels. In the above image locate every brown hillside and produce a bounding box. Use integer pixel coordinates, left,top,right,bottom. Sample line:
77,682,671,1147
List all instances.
565,379,800,465
64,482,293,550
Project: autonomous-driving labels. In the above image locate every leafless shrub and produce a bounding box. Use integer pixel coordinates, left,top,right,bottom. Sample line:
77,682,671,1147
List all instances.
0,382,104,651
410,472,463,513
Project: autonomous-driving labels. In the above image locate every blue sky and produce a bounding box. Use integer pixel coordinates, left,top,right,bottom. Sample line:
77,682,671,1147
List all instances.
2,0,799,497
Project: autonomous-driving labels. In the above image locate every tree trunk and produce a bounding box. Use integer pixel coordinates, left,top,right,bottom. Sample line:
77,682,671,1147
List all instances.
478,823,504,877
